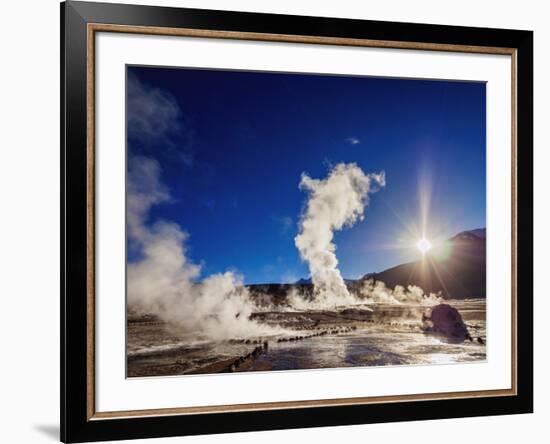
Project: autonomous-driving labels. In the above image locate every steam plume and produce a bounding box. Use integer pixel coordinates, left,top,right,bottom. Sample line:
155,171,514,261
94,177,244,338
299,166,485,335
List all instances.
127,156,278,340
358,279,442,305
294,163,385,306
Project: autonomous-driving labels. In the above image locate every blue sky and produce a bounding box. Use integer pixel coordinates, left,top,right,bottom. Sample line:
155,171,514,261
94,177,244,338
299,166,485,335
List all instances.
127,66,486,284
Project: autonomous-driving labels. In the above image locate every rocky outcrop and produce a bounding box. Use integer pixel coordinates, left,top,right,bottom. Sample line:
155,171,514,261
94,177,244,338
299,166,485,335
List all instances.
421,303,471,342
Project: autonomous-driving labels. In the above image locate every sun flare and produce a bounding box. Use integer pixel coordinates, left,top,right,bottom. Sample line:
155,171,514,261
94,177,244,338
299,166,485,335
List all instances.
416,238,432,254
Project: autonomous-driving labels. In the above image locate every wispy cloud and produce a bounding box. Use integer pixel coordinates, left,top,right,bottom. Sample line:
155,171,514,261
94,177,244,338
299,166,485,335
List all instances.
270,214,294,237
346,136,361,145
127,71,194,166
279,215,293,233
128,73,180,141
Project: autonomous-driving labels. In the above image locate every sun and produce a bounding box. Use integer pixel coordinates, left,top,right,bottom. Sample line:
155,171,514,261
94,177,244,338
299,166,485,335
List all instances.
416,237,432,255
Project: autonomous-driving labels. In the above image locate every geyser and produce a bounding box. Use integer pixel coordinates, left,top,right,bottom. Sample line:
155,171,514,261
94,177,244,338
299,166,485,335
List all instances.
294,163,385,307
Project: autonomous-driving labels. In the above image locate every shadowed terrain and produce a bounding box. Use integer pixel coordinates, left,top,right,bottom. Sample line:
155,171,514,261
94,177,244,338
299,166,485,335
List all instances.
364,229,486,299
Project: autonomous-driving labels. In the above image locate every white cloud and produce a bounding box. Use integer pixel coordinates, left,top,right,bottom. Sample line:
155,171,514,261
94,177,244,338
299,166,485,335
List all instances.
346,136,361,145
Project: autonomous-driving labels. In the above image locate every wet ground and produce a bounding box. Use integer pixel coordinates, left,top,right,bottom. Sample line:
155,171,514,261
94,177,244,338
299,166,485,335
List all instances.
127,299,486,377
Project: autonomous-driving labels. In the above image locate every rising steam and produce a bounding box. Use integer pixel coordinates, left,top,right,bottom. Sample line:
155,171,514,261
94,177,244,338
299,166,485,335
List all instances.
294,163,385,307
358,279,442,305
127,156,279,340
285,279,441,311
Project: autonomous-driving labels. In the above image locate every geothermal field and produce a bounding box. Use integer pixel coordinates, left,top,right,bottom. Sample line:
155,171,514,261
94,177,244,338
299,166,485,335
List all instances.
125,67,488,379
127,292,486,377
126,160,487,378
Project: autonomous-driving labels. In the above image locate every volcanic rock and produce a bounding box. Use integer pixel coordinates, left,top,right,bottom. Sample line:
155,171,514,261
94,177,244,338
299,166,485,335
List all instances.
421,303,470,341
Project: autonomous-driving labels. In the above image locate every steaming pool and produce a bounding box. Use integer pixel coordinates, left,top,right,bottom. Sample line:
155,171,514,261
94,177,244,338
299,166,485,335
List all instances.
127,299,486,377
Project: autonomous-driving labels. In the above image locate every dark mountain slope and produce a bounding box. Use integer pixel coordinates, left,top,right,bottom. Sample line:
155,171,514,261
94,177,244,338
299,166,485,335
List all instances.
363,229,486,299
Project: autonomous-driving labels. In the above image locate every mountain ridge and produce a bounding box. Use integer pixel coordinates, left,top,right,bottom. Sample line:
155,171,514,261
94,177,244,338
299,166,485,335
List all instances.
276,228,486,300
360,228,486,298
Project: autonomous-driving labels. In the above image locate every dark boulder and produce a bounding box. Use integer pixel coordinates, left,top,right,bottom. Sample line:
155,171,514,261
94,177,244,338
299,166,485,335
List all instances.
421,303,470,342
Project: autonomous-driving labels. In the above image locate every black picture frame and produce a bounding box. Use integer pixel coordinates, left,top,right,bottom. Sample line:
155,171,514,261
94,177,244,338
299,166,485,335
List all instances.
61,1,533,442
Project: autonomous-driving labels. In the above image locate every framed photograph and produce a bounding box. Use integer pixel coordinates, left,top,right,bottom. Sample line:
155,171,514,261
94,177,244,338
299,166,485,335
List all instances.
61,1,533,442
